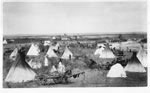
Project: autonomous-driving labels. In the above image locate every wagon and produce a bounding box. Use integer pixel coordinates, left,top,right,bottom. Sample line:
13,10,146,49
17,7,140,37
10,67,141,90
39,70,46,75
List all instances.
35,70,85,85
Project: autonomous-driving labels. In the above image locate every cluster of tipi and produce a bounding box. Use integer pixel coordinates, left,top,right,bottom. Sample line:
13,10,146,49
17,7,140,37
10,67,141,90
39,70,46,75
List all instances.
98,44,147,78
5,42,74,83
9,43,74,65
4,41,147,83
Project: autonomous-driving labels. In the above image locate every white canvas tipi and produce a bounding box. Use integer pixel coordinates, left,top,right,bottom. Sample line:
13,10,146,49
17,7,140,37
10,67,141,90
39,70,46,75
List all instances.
124,52,146,72
99,45,116,58
3,40,7,44
50,65,57,73
9,48,18,61
5,50,36,83
107,63,126,78
94,46,104,56
44,40,51,46
46,46,58,58
137,46,147,67
61,46,73,59
27,44,40,56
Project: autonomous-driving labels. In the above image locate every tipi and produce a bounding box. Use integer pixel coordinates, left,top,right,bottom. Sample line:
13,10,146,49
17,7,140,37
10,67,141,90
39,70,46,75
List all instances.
99,44,116,58
46,46,58,58
5,49,36,83
107,63,126,78
94,46,105,56
61,46,73,59
50,65,57,73
27,43,40,56
44,40,51,46
3,40,7,44
137,45,147,67
57,62,65,74
124,52,146,72
9,48,18,61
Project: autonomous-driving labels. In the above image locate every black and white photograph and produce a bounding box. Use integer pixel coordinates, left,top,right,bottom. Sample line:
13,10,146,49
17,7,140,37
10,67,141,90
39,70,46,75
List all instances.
2,0,148,88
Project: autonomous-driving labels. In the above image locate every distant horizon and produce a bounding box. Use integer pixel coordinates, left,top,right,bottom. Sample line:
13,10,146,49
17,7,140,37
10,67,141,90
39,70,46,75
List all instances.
3,31,147,37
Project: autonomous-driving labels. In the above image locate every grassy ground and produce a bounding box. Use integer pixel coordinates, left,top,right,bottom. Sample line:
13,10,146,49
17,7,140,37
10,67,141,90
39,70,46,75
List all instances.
3,43,147,88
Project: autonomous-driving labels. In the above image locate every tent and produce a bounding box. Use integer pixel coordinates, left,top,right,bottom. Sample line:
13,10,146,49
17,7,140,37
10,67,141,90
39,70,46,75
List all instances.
9,48,18,61
3,40,7,44
46,46,58,58
44,56,49,66
50,65,57,73
5,49,36,83
99,44,116,58
137,46,147,67
52,36,56,40
57,62,65,74
44,40,51,46
107,63,126,78
124,52,146,72
94,46,105,56
27,43,40,56
61,46,74,59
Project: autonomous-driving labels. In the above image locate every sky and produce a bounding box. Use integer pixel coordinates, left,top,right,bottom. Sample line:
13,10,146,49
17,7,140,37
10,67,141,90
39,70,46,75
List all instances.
3,2,147,35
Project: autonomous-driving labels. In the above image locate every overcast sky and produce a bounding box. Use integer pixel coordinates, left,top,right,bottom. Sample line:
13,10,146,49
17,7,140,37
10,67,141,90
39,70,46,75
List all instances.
3,2,146,35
